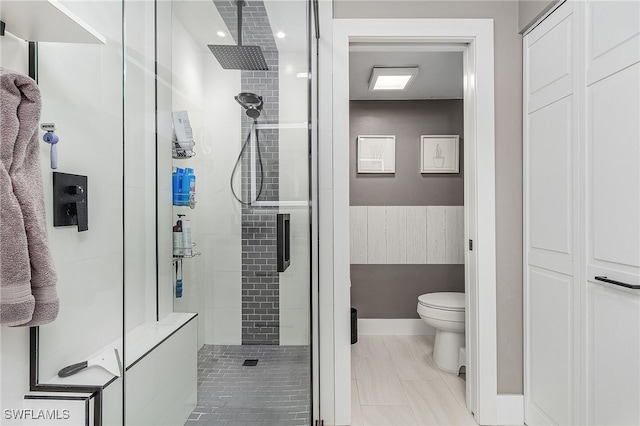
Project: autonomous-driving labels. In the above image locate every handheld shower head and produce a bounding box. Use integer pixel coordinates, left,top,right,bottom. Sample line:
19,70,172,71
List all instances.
235,92,263,119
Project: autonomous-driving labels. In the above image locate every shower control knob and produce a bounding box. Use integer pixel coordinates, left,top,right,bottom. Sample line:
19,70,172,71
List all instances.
67,185,84,195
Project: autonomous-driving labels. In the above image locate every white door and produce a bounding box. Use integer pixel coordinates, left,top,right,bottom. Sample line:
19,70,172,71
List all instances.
463,42,478,417
524,2,581,424
584,1,640,424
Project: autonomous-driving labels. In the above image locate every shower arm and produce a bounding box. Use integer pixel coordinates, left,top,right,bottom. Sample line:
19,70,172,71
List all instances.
237,0,244,47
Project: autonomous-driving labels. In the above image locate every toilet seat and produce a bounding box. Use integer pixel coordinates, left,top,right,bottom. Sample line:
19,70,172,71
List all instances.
418,292,465,312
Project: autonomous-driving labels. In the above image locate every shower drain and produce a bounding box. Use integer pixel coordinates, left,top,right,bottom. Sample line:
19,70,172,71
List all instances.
242,359,259,366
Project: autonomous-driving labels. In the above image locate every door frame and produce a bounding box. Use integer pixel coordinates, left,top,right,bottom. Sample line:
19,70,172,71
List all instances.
321,17,498,425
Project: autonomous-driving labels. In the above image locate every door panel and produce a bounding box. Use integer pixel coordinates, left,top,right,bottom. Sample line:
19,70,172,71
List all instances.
586,0,640,84
527,5,573,113
526,2,640,425
524,2,579,425
587,63,640,272
528,268,574,425
584,7,640,423
529,96,573,257
586,282,640,425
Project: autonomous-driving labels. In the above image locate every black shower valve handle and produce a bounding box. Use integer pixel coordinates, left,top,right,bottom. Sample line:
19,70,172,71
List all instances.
67,185,84,195
74,201,88,232
53,172,88,232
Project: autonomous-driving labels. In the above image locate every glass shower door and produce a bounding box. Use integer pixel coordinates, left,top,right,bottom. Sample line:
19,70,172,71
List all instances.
168,0,314,424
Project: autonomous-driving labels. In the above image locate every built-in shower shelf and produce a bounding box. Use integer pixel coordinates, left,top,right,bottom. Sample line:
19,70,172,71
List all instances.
172,251,201,263
172,148,196,159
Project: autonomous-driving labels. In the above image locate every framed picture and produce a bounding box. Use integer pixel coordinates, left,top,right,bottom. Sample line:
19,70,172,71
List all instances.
357,135,396,173
420,135,460,173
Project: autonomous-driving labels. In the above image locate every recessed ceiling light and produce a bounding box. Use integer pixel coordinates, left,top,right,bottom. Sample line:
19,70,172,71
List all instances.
276,31,286,39
216,31,226,37
296,72,309,79
368,66,419,91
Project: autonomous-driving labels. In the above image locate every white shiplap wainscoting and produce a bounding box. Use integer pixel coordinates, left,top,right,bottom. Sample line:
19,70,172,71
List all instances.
350,206,464,265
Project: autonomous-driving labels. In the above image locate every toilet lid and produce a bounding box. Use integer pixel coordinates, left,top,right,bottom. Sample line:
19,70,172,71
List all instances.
418,292,465,311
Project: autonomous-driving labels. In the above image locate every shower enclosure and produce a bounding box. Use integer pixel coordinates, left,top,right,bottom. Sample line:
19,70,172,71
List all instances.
0,0,317,424
171,0,315,423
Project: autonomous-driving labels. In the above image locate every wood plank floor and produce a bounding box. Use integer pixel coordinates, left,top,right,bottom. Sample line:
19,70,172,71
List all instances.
351,335,477,426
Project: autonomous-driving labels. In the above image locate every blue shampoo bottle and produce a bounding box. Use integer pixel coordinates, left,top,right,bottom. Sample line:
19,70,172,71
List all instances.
182,168,194,206
172,168,185,205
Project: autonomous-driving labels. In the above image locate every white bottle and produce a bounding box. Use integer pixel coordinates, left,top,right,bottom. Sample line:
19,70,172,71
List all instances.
182,219,192,256
173,217,183,256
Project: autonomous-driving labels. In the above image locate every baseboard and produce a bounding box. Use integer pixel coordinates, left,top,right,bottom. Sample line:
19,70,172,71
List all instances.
357,318,435,335
496,394,524,425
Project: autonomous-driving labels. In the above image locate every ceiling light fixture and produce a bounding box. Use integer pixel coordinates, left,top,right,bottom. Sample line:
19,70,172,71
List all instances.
276,31,286,39
368,66,419,91
216,31,226,37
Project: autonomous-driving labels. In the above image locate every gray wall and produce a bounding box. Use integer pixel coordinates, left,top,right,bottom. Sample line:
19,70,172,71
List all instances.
336,0,524,394
215,0,281,345
350,100,464,319
351,265,465,318
350,100,464,206
518,0,558,33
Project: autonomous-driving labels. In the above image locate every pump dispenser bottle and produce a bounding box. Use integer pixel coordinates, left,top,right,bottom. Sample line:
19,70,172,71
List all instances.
173,215,185,256
182,219,192,256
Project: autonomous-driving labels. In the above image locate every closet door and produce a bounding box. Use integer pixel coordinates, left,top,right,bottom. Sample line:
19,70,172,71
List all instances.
524,2,581,425
584,1,640,424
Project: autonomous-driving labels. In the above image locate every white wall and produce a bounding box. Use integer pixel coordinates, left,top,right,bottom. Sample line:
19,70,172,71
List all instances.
124,0,159,334
278,52,311,345
200,53,243,345
33,0,125,385
170,9,243,346
170,14,207,348
156,0,175,322
0,32,29,72
1,0,166,420
518,0,558,33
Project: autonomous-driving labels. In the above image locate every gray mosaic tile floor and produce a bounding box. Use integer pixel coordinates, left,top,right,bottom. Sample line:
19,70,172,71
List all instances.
185,345,311,426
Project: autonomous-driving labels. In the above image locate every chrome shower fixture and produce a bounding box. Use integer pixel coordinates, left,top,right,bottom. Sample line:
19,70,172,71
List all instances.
230,92,265,204
235,92,263,119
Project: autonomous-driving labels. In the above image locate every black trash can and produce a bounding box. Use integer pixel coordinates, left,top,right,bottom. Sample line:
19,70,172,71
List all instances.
351,307,358,344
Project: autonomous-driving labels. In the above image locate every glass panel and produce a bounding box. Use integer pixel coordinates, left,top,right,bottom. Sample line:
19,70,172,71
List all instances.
29,1,125,422
123,0,157,335
1,0,315,424
169,0,313,424
122,0,168,424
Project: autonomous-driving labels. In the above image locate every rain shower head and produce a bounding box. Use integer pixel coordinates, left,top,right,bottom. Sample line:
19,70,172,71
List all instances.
208,45,268,70
235,92,263,119
208,1,269,71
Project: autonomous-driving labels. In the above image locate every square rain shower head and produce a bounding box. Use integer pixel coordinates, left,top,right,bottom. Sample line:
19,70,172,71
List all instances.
208,44,269,71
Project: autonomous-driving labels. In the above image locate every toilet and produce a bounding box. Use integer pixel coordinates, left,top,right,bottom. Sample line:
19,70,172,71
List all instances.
417,292,465,372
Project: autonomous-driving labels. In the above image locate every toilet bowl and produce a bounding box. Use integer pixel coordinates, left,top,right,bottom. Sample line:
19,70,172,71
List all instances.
417,292,465,372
